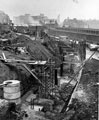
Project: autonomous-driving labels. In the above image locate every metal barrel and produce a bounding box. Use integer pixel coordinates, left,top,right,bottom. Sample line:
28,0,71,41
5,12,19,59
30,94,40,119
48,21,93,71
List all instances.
3,80,21,104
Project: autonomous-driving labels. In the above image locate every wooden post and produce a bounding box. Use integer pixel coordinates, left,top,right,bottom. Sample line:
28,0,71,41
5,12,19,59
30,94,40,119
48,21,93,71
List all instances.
60,63,63,76
60,54,64,76
55,69,58,85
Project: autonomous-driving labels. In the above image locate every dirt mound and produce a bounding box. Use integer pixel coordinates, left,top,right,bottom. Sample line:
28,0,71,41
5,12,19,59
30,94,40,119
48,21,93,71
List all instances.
27,40,53,60
15,35,53,60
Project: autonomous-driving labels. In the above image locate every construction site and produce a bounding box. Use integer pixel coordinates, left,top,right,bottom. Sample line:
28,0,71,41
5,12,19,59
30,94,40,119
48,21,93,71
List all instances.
0,23,98,120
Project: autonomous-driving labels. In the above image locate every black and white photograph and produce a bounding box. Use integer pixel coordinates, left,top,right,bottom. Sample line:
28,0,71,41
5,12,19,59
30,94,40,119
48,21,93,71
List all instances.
0,0,98,120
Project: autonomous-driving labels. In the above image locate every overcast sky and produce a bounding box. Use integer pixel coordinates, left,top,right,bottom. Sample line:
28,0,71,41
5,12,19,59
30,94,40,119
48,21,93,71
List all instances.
0,0,99,21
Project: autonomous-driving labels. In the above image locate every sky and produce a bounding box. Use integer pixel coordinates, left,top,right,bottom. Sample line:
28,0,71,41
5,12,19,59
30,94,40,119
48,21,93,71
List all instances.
0,0,99,21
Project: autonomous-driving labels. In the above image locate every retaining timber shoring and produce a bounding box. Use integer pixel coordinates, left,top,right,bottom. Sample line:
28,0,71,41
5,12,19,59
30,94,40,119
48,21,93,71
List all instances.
39,59,55,98
22,63,57,99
